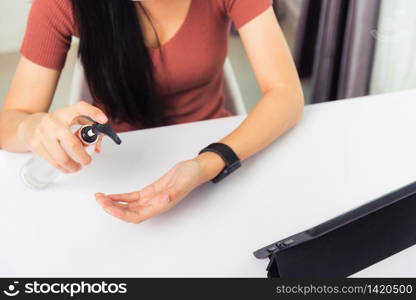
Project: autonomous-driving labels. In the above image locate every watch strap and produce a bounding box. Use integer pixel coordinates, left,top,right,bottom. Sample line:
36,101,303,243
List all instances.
199,143,241,183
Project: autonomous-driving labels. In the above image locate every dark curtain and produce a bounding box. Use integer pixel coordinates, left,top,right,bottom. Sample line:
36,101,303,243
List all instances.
295,0,381,103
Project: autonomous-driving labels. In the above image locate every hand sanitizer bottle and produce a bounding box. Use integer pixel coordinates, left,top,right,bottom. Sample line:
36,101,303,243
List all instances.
20,116,122,189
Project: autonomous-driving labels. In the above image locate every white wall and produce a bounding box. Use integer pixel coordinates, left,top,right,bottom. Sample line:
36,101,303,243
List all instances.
0,0,32,53
0,0,77,111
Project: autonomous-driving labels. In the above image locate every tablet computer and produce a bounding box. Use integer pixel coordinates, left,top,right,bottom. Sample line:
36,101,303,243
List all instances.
254,182,416,278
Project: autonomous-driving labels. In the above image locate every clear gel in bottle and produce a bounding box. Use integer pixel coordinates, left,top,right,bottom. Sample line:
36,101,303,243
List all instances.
20,116,122,189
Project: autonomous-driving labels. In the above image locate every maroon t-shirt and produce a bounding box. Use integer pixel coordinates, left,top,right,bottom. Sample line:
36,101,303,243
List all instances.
21,0,272,132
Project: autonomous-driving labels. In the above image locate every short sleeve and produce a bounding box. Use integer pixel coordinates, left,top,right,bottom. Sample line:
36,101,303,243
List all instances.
223,0,273,29
20,0,74,70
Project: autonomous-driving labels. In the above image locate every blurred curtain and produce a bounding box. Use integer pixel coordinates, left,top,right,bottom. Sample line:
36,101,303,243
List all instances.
295,0,381,103
294,0,322,79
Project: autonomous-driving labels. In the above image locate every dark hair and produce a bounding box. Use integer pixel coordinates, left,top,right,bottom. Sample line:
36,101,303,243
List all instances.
72,0,160,127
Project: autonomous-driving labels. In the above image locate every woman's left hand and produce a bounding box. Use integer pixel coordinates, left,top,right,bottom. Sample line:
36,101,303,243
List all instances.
95,159,208,223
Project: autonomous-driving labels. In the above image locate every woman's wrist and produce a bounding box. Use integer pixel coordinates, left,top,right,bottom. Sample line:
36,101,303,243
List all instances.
193,151,226,184
17,112,45,150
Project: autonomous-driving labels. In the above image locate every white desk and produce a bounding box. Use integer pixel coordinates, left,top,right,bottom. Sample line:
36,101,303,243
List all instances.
1,90,416,277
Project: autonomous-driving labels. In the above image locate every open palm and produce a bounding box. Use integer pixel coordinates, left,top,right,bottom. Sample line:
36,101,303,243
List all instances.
95,160,204,223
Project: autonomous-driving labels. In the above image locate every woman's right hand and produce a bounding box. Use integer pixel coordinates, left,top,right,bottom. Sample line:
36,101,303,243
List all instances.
17,101,108,174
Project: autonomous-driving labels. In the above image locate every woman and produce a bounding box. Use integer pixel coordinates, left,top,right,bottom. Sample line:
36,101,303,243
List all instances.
0,0,304,223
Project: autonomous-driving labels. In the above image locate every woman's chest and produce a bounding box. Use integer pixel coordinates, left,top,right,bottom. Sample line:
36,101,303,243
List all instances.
143,0,232,95
152,21,231,96
138,0,192,49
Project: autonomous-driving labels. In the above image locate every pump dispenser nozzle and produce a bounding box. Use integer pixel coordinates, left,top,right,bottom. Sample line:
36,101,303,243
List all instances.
92,123,122,145
78,116,122,145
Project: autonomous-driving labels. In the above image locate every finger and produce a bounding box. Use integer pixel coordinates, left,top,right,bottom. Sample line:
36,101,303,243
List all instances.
113,202,129,209
75,115,94,126
120,176,170,207
107,191,141,202
72,101,108,124
56,127,92,166
96,194,132,207
41,135,81,173
31,140,70,174
94,135,103,154
55,101,108,126
97,192,171,223
95,193,141,223
104,199,131,209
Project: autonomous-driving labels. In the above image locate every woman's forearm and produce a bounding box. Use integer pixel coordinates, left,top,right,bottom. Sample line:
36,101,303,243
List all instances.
0,110,35,152
222,87,304,160
195,87,304,183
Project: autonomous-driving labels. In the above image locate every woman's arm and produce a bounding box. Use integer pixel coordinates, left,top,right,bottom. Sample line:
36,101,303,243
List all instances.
0,57,108,173
95,7,304,223
197,7,304,182
0,57,60,152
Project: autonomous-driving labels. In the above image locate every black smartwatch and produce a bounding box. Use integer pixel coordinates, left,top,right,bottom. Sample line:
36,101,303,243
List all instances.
199,143,241,183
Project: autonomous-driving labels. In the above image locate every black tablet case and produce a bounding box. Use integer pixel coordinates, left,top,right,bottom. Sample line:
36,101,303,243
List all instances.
254,182,416,278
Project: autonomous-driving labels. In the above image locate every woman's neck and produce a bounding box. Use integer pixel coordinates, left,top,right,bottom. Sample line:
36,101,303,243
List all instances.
136,0,192,49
